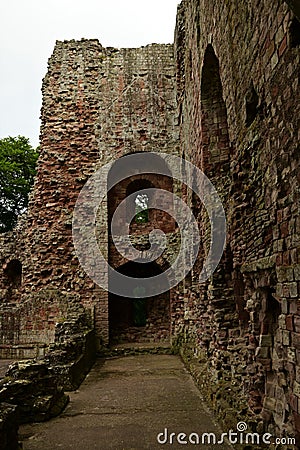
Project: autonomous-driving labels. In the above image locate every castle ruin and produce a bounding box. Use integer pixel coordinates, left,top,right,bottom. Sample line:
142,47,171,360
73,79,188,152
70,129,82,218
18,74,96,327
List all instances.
0,0,300,444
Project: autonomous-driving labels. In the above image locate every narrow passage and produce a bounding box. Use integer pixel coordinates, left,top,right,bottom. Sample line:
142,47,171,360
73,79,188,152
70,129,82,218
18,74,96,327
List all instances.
20,354,232,450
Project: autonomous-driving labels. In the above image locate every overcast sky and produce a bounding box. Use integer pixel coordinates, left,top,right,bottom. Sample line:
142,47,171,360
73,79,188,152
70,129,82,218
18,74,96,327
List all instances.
0,0,180,148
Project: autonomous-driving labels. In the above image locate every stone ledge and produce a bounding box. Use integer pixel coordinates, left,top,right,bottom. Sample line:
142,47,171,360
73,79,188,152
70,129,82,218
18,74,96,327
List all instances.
241,255,276,273
100,342,173,357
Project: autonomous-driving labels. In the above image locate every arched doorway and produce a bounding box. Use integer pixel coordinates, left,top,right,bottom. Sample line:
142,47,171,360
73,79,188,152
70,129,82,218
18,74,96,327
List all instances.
107,152,174,237
108,261,170,344
106,152,174,345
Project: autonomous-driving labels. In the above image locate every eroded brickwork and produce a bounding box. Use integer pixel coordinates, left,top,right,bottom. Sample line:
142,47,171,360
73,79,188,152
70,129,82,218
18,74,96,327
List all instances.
0,41,178,352
175,0,300,444
0,0,299,444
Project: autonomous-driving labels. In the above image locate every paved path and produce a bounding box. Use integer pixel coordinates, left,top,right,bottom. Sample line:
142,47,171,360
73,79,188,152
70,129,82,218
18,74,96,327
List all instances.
20,355,232,450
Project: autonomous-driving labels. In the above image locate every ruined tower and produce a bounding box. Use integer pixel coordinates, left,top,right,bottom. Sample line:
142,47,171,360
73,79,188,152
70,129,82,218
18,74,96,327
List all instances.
0,0,300,443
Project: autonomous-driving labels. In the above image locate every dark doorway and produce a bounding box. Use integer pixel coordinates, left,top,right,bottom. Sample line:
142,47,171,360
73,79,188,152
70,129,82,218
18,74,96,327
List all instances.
108,261,170,344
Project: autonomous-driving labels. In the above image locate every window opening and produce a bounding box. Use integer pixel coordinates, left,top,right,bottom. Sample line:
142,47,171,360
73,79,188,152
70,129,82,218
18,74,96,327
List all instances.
4,259,22,288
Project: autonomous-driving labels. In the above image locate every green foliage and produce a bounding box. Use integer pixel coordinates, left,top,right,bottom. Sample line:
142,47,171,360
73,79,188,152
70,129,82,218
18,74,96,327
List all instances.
135,193,149,223
135,209,149,223
0,136,38,232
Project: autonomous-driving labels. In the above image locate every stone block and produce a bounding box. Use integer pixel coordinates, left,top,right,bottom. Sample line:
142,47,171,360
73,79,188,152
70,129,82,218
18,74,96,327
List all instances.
283,330,291,346
286,314,294,331
294,265,300,281
277,266,294,282
288,347,296,363
290,393,299,412
292,332,300,350
294,380,300,398
294,316,300,333
296,365,300,383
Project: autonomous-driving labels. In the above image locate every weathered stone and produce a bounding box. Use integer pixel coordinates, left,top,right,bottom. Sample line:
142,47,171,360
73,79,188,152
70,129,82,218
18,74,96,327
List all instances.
0,0,299,444
0,403,19,450
259,334,273,347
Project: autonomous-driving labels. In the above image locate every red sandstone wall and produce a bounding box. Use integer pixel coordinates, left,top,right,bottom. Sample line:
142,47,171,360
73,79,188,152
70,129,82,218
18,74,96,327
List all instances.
0,0,299,442
175,0,300,441
0,41,179,348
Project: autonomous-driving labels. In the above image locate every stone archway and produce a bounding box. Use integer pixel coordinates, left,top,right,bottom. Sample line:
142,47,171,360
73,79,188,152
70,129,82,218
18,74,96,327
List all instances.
107,152,175,345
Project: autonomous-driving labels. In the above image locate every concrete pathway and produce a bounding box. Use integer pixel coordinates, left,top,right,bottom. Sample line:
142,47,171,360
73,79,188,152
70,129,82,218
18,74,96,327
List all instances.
20,355,232,450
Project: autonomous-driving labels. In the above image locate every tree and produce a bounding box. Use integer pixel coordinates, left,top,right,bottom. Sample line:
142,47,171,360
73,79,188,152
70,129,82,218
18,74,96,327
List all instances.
0,136,38,233
134,193,149,223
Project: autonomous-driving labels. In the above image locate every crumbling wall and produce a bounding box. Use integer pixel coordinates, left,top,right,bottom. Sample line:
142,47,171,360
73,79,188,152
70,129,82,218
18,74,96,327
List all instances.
0,0,299,443
0,294,95,426
0,41,179,349
175,0,300,443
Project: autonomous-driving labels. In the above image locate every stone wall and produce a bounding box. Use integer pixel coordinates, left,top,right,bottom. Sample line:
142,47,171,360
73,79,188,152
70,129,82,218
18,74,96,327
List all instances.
0,0,299,444
175,0,300,444
0,41,179,349
0,295,95,426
